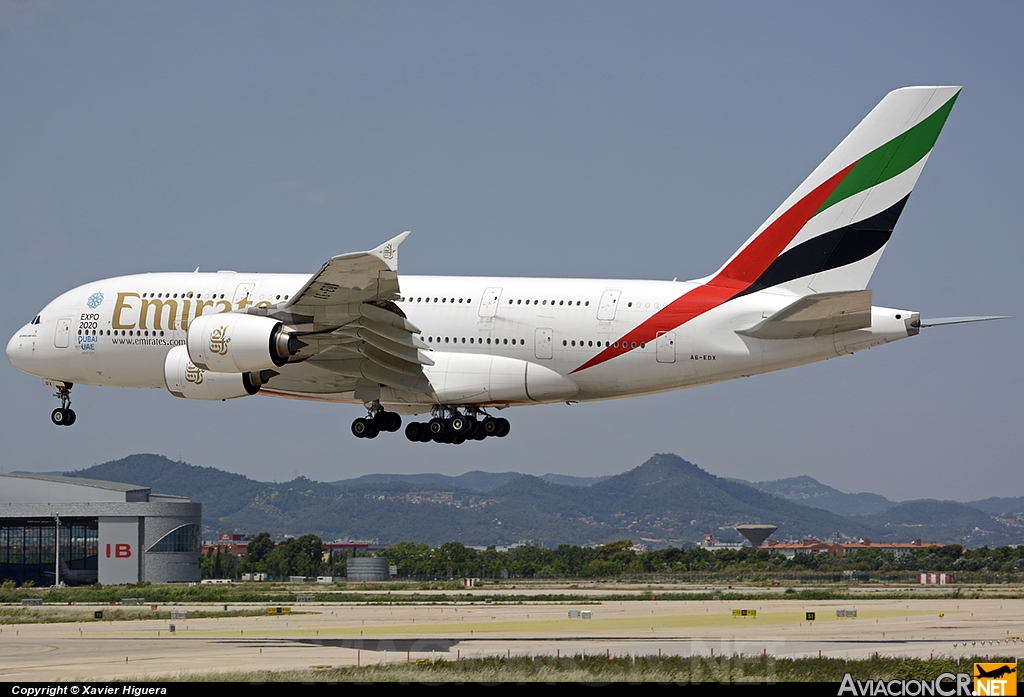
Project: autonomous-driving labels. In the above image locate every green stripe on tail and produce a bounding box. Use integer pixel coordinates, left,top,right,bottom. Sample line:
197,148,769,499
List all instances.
816,90,960,215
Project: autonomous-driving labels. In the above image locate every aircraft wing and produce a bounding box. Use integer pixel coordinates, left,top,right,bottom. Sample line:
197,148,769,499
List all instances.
737,290,873,340
261,232,435,397
284,231,410,321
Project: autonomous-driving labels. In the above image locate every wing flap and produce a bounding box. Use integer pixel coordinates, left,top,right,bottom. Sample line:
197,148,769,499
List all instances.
353,315,429,349
350,328,434,366
314,358,431,394
737,290,872,340
357,343,431,377
358,301,421,334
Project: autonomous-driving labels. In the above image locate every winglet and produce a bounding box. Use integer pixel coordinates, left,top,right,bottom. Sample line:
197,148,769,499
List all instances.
369,231,411,272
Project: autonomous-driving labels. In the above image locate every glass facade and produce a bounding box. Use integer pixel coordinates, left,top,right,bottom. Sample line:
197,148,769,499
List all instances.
0,518,99,586
147,523,200,554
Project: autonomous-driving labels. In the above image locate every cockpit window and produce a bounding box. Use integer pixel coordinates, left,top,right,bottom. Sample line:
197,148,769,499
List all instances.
32,315,41,325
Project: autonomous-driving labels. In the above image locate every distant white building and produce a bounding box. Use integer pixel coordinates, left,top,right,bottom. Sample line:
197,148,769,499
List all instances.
697,534,744,550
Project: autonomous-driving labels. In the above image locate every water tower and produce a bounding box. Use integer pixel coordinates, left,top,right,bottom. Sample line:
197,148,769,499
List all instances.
735,524,777,549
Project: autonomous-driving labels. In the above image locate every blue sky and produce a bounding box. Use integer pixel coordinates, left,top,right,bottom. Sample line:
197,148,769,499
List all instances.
1,2,1020,501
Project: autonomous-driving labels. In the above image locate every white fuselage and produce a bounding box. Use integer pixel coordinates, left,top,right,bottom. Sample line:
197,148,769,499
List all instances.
6,270,915,412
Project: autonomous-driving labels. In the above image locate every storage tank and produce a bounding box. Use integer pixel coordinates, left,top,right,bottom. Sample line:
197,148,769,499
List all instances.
347,557,389,582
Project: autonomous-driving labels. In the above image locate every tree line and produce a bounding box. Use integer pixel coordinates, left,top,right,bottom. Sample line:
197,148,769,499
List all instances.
202,533,338,580
202,535,1024,581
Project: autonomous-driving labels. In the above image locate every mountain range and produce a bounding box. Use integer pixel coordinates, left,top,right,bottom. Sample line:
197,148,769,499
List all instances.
60,453,1024,548
739,475,1024,519
330,471,610,492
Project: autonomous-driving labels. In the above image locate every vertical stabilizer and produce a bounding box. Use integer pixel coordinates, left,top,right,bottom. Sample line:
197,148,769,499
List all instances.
712,86,960,297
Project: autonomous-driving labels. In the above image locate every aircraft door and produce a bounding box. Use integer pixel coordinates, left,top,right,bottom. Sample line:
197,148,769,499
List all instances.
54,318,72,348
233,283,256,309
597,290,621,320
479,287,502,317
535,328,553,359
656,331,676,363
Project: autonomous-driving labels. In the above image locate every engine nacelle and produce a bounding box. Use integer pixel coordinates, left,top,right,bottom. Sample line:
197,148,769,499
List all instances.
186,313,300,373
422,353,578,405
163,344,274,400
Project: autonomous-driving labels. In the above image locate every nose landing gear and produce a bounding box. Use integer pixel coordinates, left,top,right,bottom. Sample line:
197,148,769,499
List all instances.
50,382,76,426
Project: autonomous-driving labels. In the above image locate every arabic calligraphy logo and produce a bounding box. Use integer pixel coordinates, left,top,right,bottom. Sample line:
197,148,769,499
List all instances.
209,326,231,355
381,243,396,260
87,292,104,309
185,362,204,385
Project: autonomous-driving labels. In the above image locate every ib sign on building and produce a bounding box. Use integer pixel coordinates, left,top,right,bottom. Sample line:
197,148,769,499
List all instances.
99,517,141,584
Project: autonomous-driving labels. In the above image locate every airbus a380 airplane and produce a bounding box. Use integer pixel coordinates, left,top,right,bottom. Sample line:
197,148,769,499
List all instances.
6,86,1001,444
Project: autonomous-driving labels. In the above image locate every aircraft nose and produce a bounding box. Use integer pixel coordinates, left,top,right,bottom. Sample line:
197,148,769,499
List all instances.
6,325,33,373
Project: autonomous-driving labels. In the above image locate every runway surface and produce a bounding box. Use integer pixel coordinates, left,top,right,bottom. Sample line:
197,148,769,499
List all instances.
1,597,1022,681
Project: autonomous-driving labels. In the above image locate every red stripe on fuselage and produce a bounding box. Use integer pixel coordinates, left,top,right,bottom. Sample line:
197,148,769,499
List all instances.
571,163,856,374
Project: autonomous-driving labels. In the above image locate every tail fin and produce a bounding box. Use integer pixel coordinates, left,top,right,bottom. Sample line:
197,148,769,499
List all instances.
711,86,960,297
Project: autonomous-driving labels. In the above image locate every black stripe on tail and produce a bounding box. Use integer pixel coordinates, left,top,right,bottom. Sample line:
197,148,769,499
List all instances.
733,195,909,298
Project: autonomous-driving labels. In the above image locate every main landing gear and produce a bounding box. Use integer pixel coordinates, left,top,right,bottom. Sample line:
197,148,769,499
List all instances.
349,406,511,444
350,409,402,439
51,383,76,426
403,412,510,445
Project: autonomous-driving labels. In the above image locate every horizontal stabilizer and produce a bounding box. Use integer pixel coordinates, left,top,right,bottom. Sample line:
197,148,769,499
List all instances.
918,315,1009,328
737,290,872,340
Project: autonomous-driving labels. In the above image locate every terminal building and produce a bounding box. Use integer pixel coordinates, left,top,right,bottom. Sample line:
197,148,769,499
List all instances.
0,473,202,586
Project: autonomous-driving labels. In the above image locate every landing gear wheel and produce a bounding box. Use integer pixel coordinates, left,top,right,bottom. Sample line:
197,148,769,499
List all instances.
428,418,449,439
373,411,403,433
449,415,470,435
405,422,425,441
51,408,68,426
351,417,379,439
65,409,76,426
482,417,500,437
496,417,511,437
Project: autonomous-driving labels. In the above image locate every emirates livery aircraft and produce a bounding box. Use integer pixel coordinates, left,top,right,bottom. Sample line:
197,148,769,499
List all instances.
6,86,1000,444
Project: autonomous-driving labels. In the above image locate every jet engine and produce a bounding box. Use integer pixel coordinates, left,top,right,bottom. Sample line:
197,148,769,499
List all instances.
186,313,301,373
163,344,275,400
